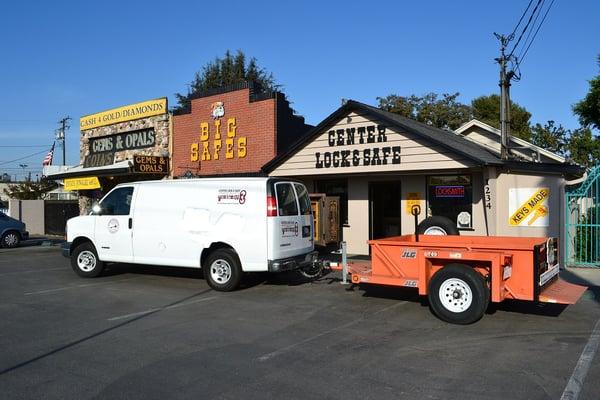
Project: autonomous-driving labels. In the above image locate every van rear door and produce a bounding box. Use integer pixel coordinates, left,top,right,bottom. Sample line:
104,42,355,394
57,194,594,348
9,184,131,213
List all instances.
268,181,313,260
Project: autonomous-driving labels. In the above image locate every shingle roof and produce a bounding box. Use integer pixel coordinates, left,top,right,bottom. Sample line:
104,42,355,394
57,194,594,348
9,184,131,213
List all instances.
263,99,503,172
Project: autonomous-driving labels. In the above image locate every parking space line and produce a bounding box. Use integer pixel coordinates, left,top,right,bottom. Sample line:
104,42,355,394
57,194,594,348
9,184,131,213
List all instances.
258,301,407,362
560,317,600,400
107,296,217,321
0,267,65,276
24,277,138,295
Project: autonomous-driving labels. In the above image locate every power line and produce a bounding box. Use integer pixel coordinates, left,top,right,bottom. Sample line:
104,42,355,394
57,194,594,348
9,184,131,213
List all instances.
509,0,534,39
0,145,52,148
508,0,545,59
0,149,51,166
516,0,556,66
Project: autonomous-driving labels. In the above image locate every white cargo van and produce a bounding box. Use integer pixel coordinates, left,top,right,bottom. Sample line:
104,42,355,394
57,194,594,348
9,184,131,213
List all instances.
63,177,316,291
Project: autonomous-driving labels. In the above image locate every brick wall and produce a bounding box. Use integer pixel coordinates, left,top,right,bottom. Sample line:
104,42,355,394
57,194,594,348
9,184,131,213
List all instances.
172,88,277,177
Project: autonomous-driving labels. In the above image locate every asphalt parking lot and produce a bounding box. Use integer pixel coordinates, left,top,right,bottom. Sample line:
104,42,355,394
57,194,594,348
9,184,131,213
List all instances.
1,246,599,400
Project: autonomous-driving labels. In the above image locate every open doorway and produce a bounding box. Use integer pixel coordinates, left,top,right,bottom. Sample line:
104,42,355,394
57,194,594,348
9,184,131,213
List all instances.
369,181,402,240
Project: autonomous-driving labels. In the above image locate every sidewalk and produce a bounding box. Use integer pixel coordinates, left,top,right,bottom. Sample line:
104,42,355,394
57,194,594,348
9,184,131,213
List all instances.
23,235,66,247
562,267,600,288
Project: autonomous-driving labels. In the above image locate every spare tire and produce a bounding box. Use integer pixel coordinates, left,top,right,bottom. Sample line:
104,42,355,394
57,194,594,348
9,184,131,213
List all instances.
417,216,459,236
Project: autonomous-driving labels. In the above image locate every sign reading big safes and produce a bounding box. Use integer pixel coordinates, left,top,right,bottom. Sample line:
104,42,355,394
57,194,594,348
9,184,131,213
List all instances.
80,98,167,130
508,187,550,227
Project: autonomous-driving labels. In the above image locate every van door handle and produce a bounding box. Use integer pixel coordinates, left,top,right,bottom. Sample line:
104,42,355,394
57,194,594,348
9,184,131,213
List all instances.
128,218,132,229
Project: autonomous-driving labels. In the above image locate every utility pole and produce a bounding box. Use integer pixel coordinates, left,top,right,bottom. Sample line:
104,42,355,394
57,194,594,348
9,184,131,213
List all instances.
494,33,515,161
56,116,71,166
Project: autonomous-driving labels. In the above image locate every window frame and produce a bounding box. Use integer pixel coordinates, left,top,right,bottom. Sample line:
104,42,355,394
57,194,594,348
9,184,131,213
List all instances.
274,182,299,217
98,186,135,216
426,174,473,230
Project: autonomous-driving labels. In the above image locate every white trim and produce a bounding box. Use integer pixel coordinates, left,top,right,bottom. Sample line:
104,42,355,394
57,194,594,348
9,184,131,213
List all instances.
455,119,566,163
45,160,132,178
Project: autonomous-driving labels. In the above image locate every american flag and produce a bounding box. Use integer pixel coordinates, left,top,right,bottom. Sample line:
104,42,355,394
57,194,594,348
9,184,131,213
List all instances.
42,143,55,166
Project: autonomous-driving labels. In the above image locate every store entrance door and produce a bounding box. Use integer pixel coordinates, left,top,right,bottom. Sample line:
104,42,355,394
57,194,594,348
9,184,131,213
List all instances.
369,181,402,240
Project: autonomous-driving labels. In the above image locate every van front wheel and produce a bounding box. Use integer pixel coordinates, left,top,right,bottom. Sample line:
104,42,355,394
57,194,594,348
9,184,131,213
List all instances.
204,249,242,292
71,242,105,278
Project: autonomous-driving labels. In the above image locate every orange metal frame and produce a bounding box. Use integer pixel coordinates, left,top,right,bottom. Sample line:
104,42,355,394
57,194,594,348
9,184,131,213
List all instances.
340,235,585,305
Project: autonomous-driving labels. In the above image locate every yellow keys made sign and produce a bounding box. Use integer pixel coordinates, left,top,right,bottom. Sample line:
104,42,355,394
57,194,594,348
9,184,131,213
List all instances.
508,187,550,227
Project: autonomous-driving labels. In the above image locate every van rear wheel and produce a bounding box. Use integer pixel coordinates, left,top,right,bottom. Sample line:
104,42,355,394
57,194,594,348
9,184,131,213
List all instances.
204,249,242,292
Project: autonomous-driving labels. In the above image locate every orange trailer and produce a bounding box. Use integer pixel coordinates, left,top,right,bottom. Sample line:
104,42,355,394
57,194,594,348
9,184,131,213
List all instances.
333,234,586,324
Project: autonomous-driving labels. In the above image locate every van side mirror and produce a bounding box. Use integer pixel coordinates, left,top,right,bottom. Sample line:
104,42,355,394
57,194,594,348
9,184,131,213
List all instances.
92,204,102,215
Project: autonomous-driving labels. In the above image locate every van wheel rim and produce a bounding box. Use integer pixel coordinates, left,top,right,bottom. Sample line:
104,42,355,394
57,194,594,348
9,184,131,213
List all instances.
77,250,97,272
210,260,232,284
4,233,18,247
439,278,472,313
424,226,447,235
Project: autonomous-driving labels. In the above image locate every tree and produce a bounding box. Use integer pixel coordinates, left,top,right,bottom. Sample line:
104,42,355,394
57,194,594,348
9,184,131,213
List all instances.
573,55,600,131
471,94,532,140
530,120,568,155
566,127,600,168
3,180,57,200
174,50,278,112
377,92,472,130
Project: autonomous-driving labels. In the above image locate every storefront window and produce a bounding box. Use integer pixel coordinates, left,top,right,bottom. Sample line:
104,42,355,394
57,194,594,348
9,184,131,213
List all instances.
427,175,473,229
315,179,348,225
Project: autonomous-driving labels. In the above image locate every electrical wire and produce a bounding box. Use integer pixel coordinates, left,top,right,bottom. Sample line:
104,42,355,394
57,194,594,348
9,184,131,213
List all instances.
509,0,534,39
516,0,556,66
0,149,51,166
0,145,52,148
508,0,545,59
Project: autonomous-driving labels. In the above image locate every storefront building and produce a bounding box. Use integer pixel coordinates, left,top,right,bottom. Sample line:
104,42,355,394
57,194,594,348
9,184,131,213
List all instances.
171,82,311,177
48,98,171,213
264,100,584,255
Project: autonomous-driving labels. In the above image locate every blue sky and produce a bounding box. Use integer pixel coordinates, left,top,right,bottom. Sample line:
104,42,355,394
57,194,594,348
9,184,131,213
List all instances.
1,0,598,180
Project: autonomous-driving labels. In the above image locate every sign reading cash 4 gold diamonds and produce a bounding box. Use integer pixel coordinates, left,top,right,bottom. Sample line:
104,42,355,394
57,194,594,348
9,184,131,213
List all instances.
508,187,550,227
80,98,167,131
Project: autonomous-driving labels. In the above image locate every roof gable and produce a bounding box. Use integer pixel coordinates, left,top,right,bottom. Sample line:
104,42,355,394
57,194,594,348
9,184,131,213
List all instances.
263,100,502,173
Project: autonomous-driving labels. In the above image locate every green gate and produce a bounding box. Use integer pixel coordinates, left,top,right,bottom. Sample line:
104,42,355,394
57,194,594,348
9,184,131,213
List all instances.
565,165,600,267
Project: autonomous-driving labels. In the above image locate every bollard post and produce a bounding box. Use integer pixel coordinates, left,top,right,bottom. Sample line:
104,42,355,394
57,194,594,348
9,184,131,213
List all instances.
341,241,349,285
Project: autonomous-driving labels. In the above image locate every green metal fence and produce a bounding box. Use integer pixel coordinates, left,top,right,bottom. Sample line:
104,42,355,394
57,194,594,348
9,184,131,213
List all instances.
565,165,600,267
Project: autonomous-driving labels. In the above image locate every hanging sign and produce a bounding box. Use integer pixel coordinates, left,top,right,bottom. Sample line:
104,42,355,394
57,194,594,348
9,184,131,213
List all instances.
132,156,169,174
64,177,101,191
508,187,550,227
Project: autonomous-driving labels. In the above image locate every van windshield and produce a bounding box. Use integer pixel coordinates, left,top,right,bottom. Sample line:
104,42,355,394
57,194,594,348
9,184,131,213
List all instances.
294,184,312,215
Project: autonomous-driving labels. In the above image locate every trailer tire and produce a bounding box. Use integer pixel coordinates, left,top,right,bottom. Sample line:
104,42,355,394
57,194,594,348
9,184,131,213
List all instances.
71,242,105,278
417,216,459,236
204,248,242,292
428,263,489,324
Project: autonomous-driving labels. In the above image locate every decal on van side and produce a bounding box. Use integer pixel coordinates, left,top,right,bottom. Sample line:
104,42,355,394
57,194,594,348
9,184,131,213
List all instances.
108,218,119,233
217,189,247,204
281,220,299,237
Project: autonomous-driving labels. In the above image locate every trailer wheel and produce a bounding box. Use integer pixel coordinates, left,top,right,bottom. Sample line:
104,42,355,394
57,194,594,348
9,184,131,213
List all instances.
428,263,489,324
204,248,242,292
417,216,459,236
71,242,105,278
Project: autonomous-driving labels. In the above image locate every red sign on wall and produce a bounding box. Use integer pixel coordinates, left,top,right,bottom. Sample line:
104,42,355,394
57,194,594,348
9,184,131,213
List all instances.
435,185,465,198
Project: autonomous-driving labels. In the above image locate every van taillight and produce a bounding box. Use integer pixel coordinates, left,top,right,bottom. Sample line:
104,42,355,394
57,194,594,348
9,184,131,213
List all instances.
267,196,278,217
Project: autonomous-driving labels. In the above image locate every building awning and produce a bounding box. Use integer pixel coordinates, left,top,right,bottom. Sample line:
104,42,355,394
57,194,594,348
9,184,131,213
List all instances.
45,160,133,179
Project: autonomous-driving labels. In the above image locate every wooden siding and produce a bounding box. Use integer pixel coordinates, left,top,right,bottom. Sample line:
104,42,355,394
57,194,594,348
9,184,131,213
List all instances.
271,112,474,176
